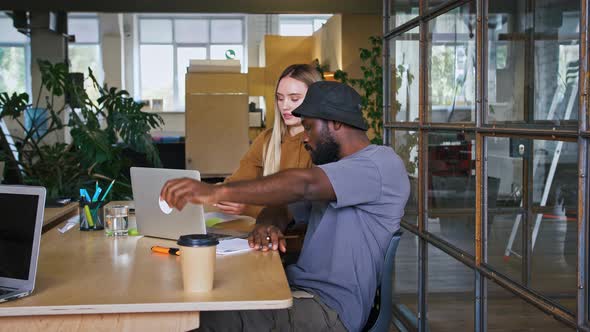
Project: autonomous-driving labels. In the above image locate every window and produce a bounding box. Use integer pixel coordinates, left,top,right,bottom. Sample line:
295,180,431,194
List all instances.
0,13,30,97
278,14,333,36
427,5,476,123
386,0,585,330
68,14,103,102
138,15,246,112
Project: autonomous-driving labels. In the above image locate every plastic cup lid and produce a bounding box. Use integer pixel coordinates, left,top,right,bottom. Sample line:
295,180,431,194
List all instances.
177,234,219,247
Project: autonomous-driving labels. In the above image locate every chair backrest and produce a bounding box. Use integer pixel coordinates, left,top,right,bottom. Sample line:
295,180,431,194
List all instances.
363,230,403,332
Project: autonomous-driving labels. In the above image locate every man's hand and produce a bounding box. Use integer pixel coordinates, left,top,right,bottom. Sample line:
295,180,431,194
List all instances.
160,177,218,211
214,201,246,215
248,224,286,253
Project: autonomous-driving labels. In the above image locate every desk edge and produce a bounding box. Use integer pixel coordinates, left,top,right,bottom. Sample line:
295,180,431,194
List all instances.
0,298,293,317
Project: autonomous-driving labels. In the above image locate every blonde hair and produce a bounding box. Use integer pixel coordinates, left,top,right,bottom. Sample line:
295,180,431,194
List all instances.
262,64,322,176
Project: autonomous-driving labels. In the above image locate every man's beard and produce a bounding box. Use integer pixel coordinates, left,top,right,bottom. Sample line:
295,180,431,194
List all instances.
307,128,340,165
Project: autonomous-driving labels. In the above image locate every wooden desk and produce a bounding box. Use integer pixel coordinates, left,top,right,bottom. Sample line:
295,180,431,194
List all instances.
42,202,78,233
0,221,292,331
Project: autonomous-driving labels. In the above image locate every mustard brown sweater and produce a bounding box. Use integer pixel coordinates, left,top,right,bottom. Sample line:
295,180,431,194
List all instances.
224,128,313,217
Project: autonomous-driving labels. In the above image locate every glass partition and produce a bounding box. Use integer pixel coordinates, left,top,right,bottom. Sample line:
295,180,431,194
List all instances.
427,131,476,254
426,3,476,123
393,130,419,226
390,0,419,28
390,27,420,123
487,0,580,127
488,282,573,331
393,232,419,318
386,0,586,329
427,244,475,330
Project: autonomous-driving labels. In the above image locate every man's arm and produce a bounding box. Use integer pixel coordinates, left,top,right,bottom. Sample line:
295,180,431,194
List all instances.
256,205,292,231
160,167,335,211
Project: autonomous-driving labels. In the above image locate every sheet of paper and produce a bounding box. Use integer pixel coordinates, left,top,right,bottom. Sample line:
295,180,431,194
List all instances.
216,238,252,255
57,220,78,233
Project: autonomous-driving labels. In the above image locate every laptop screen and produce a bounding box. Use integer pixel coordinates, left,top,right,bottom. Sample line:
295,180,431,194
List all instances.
0,193,39,280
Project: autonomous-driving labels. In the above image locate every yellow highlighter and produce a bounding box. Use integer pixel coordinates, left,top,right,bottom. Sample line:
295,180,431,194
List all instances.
84,205,95,227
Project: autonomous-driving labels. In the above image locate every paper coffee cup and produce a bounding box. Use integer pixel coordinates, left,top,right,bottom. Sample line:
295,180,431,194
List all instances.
177,234,219,292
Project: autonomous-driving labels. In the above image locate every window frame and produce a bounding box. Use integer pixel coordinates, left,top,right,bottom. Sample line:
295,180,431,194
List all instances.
67,14,101,45
137,15,247,112
0,13,32,98
67,13,103,104
384,0,588,330
278,14,333,36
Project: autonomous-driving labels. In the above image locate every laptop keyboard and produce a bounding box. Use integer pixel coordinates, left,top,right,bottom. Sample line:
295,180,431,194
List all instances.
208,232,234,240
0,288,14,296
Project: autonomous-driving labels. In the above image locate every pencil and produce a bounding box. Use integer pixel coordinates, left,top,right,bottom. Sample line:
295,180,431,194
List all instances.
100,180,116,202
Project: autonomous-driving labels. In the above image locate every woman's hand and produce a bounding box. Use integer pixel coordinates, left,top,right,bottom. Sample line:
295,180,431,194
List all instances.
214,201,246,215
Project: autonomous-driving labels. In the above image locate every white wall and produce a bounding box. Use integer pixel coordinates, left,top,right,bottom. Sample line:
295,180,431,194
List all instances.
247,14,268,68
151,112,185,136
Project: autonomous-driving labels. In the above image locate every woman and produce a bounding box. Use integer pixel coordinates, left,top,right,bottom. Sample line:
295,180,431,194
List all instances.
217,64,322,217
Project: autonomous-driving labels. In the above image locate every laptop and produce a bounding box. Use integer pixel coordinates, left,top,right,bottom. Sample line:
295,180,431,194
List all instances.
0,185,46,303
130,167,208,240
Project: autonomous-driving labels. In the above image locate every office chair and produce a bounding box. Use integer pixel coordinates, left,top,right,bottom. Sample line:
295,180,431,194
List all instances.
363,230,403,332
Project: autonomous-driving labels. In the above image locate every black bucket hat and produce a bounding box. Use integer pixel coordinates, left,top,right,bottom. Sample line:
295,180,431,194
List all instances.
292,81,368,131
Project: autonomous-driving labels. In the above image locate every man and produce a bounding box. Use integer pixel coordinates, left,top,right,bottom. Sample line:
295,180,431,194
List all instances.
161,81,410,332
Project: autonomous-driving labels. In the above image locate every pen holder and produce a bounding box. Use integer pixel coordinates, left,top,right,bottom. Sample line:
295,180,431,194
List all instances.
79,201,104,231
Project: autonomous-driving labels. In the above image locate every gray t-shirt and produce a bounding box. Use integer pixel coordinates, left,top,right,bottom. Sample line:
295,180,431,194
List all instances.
286,144,410,332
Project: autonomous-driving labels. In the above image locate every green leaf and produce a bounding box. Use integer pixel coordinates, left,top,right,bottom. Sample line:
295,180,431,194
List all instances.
0,55,194,197
38,60,68,97
360,48,371,61
0,92,29,118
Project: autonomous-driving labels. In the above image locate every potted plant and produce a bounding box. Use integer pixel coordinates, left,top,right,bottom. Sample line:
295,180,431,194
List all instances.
0,60,164,200
325,36,417,167
331,36,383,144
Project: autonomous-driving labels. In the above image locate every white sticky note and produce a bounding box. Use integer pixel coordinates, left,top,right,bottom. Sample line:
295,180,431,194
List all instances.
159,197,173,215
